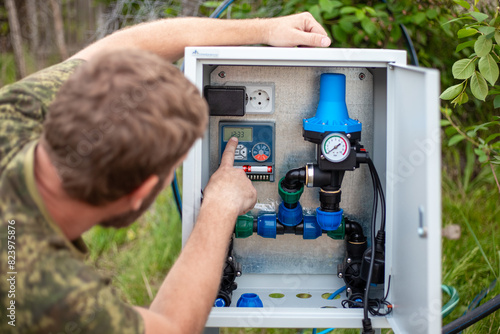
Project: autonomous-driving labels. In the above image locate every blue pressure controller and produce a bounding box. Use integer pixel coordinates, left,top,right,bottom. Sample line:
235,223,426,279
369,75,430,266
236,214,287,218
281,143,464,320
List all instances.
219,121,275,182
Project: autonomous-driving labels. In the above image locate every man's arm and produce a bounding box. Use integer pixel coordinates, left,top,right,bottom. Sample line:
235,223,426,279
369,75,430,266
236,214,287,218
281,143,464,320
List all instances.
70,13,331,62
135,138,257,333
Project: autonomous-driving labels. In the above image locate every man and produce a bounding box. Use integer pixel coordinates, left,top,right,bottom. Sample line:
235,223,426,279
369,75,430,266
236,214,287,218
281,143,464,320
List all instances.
0,13,330,334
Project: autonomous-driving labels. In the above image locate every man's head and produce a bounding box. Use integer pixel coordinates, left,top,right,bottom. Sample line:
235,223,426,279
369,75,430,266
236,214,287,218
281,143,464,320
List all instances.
42,49,208,226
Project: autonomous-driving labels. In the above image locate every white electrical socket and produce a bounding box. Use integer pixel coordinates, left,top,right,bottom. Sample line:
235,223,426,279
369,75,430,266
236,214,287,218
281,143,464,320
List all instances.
228,82,275,114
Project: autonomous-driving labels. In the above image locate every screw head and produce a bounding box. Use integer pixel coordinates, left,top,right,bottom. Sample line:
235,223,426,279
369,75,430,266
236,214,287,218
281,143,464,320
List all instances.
347,133,351,139
320,155,325,160
359,72,366,80
218,71,226,78
347,287,352,293
347,258,352,264
338,273,343,278
236,271,242,277
228,256,233,262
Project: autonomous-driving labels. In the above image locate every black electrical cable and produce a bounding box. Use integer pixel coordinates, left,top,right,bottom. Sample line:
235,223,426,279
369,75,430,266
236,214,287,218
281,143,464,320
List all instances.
442,294,500,334
380,0,419,66
172,172,182,219
362,158,379,333
367,158,386,232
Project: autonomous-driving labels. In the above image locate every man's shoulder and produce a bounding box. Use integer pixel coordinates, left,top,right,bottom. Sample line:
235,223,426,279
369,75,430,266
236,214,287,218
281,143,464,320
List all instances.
0,59,85,174
0,59,85,105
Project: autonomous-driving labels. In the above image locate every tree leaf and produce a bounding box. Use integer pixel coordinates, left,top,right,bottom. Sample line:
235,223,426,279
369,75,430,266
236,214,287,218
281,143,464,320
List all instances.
440,83,464,100
441,119,451,126
485,133,500,143
319,0,334,13
458,27,478,38
364,6,376,16
478,54,499,85
495,31,500,46
355,9,365,21
478,154,489,163
308,5,322,23
340,6,357,14
332,25,347,43
456,40,476,53
478,26,496,36
474,148,486,157
426,8,438,19
452,91,469,105
361,17,376,35
338,17,354,33
453,0,470,9
414,12,427,25
475,35,493,57
452,58,477,79
470,12,489,22
470,71,488,100
448,134,466,146
494,95,500,108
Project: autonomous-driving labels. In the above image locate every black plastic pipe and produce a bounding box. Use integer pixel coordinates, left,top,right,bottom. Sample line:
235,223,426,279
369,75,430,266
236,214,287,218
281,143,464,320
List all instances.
442,294,500,334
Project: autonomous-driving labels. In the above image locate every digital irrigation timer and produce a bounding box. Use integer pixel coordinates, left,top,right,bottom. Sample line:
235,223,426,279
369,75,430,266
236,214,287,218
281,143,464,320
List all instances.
219,121,275,181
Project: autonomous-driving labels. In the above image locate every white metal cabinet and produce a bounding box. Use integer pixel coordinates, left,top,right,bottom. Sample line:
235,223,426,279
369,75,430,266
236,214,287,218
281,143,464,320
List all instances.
182,47,441,333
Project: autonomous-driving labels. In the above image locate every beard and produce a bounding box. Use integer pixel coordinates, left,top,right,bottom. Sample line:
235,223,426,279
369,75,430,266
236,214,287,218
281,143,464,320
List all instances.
98,175,166,228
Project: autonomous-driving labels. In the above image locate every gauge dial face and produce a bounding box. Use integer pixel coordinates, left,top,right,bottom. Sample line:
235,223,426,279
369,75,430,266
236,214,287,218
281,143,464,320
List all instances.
252,142,271,162
321,133,351,163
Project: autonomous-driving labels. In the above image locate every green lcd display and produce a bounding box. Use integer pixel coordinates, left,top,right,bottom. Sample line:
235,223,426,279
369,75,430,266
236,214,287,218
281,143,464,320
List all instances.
223,127,253,142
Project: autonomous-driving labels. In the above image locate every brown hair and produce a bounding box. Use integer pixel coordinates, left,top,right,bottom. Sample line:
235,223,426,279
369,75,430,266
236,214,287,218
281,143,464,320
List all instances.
42,49,208,206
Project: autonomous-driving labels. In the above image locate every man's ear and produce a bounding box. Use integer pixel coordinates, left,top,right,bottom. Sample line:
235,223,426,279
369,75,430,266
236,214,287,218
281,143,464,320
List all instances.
129,175,159,211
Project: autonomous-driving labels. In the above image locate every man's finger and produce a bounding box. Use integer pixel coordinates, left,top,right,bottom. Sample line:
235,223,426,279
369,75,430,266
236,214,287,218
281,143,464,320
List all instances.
296,31,331,47
220,137,238,167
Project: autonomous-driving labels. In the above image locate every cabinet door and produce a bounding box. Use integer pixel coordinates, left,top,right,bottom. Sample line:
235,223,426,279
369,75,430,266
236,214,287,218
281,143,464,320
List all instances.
386,64,441,334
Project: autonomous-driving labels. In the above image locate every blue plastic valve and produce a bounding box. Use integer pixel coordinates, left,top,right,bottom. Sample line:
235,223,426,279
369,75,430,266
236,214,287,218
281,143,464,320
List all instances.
303,73,361,134
214,298,226,307
257,213,277,238
316,208,343,231
303,215,322,239
236,293,263,307
278,201,303,227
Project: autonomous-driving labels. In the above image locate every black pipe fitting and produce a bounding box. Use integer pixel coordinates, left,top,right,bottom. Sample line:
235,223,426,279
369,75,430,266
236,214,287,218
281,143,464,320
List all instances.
282,167,306,192
319,189,341,212
345,220,364,236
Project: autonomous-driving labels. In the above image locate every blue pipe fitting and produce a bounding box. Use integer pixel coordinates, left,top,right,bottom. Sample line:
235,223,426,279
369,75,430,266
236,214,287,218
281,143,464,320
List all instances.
316,208,343,231
278,201,303,227
303,73,361,134
303,215,322,240
237,293,263,307
257,213,277,238
214,298,226,307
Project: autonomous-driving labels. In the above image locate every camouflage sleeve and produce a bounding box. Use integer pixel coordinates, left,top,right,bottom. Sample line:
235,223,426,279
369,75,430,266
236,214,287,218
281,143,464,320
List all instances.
0,59,84,174
9,249,144,334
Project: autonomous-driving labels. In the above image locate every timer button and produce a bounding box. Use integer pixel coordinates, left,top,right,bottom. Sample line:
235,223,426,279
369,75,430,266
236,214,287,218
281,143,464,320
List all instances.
235,144,247,160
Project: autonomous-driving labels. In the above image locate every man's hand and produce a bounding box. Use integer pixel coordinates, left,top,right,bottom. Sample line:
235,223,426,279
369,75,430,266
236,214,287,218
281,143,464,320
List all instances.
265,12,331,48
202,137,257,216
70,12,331,63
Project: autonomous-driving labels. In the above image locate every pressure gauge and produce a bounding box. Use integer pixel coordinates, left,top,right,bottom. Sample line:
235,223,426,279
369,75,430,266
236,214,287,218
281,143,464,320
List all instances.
321,133,351,163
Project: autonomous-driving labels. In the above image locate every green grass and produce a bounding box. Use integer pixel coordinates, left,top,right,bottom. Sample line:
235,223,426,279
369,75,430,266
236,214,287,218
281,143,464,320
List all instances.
83,184,182,307
441,163,500,333
81,161,500,333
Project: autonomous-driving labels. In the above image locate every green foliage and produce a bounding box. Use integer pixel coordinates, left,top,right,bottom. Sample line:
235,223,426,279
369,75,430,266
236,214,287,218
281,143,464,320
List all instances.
441,4,500,105
440,1,500,190
278,0,457,77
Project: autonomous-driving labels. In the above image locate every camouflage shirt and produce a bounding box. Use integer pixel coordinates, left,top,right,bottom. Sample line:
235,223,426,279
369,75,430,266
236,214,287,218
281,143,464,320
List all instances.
0,61,144,334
